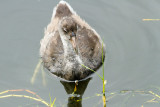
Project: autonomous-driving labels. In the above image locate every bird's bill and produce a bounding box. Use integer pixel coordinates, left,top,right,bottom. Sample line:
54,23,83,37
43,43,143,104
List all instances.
70,36,78,54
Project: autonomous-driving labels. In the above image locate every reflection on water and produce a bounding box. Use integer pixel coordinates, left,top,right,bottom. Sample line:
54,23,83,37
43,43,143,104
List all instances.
60,78,91,107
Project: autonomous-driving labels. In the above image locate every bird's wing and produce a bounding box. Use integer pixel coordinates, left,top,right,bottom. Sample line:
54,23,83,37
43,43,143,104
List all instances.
76,27,104,70
41,31,64,71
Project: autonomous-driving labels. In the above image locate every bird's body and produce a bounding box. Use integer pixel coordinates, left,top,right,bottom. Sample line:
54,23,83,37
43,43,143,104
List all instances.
40,1,105,81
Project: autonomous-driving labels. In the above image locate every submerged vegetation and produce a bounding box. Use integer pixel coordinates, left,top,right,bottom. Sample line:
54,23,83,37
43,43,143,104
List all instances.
0,89,56,107
1,87,160,106
1,42,160,107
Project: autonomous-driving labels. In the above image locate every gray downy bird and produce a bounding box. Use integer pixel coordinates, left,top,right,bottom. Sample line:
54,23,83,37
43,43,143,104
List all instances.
40,1,105,81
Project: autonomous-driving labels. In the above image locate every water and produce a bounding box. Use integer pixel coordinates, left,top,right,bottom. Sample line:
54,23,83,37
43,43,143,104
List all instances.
0,0,160,107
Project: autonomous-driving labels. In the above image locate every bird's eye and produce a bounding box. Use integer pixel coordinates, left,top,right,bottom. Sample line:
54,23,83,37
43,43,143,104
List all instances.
63,28,67,33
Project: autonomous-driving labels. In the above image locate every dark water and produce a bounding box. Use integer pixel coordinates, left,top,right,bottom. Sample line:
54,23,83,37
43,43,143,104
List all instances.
0,0,160,107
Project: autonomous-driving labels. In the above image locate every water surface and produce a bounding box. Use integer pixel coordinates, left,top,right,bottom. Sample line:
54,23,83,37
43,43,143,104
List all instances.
0,0,160,107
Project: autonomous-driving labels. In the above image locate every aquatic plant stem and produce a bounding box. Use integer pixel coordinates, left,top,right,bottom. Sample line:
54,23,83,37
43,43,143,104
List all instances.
102,41,105,95
31,59,42,84
102,41,106,107
0,94,49,106
0,89,56,107
81,41,106,107
81,64,103,80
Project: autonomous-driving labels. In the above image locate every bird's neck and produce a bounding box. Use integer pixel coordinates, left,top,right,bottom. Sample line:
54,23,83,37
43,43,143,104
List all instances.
59,29,74,56
58,27,83,65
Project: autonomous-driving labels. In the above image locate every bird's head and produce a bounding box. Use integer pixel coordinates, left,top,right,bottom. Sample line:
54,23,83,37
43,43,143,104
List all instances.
60,17,78,53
